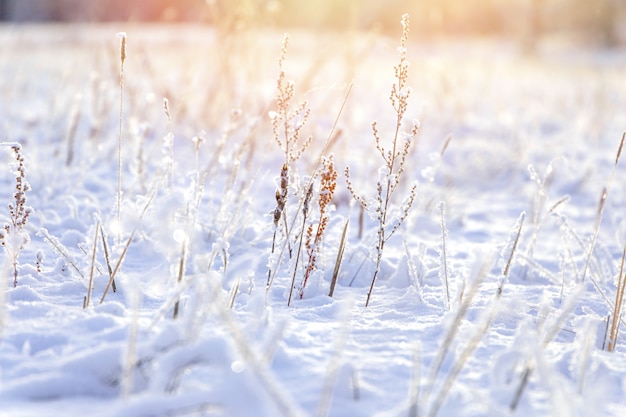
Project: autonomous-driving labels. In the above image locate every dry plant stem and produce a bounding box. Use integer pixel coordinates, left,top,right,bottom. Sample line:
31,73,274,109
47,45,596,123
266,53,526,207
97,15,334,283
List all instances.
440,135,452,157
602,315,611,349
502,212,526,278
116,32,127,245
581,187,607,283
510,365,532,411
288,185,312,306
287,224,304,306
65,97,81,166
228,278,241,309
174,203,192,319
287,228,306,306
100,230,135,304
329,219,349,298
99,223,117,292
581,132,625,282
360,14,418,307
173,241,187,318
607,245,626,351
85,222,100,309
268,164,289,288
357,205,364,240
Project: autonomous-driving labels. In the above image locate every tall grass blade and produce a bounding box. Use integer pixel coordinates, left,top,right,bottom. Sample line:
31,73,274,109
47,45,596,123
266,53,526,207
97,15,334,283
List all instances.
329,219,349,298
84,221,100,308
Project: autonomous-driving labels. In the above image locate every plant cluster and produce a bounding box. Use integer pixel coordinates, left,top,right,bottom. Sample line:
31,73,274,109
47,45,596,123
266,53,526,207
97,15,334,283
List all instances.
264,14,423,307
267,33,313,288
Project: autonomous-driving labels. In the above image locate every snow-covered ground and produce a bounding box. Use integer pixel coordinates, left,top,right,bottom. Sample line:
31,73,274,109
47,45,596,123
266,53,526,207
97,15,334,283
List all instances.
1,23,626,416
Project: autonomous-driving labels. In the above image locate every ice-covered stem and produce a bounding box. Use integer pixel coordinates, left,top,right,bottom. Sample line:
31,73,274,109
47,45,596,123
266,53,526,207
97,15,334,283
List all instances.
346,14,420,307
500,212,526,279
581,132,625,283
424,259,490,403
300,155,337,298
163,97,174,188
607,245,626,352
116,32,127,244
288,183,313,306
439,201,450,310
267,163,290,288
0,143,32,286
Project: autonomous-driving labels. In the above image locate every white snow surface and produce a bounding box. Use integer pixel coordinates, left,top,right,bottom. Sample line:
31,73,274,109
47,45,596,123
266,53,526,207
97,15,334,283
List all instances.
0,24,626,416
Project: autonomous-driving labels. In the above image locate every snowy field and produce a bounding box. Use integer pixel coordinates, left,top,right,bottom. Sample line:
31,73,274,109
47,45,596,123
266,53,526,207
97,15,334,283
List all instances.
1,21,626,416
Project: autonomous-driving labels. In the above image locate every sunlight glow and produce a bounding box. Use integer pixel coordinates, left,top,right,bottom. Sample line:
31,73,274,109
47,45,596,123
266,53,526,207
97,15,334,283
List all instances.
230,361,244,373
109,219,122,238
173,229,187,244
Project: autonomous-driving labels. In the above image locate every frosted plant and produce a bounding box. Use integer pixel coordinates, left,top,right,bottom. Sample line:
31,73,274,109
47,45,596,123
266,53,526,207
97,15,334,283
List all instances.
115,31,126,244
300,155,338,298
345,14,419,307
267,34,312,287
0,144,33,287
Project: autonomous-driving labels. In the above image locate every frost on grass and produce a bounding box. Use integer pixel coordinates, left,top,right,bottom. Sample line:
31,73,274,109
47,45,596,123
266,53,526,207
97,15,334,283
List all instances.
2,21,626,417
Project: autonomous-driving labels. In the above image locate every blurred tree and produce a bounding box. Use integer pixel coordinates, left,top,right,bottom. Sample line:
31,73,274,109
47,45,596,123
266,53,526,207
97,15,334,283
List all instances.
0,0,622,47
598,0,620,47
523,0,544,54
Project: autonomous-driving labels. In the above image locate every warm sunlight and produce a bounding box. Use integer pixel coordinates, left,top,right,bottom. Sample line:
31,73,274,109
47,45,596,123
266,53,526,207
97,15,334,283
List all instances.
1,0,623,46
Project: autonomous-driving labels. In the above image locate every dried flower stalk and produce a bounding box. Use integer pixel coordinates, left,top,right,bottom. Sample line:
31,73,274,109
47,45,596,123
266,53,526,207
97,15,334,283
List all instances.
0,144,32,287
300,155,337,298
345,14,419,307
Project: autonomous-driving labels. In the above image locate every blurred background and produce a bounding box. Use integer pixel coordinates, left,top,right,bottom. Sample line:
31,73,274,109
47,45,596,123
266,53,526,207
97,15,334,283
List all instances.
0,0,624,47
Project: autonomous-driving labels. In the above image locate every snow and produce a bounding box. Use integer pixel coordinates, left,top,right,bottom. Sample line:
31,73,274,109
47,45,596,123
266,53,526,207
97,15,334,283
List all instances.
1,23,626,416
